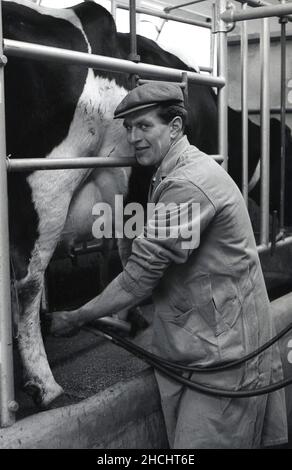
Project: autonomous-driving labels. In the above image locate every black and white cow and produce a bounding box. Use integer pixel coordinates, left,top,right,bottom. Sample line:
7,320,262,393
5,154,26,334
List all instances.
228,107,292,227
4,0,218,407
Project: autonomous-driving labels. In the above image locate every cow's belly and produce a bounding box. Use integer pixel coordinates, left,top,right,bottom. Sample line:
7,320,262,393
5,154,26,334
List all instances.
57,166,131,255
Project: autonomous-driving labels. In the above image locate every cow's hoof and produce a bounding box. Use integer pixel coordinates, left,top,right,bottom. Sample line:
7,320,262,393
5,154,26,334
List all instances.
24,381,64,408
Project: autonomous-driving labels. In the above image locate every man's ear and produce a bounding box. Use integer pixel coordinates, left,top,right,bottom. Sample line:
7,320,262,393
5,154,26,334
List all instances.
170,116,183,138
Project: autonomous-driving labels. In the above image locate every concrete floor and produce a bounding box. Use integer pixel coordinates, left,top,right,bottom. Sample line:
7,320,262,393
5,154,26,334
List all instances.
14,303,154,421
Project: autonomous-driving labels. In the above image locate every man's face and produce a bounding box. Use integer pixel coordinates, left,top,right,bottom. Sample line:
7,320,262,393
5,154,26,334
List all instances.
123,108,173,167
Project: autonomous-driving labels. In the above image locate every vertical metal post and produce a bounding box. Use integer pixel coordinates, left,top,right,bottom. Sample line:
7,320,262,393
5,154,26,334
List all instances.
0,0,16,427
111,0,117,22
129,0,137,59
129,0,140,89
217,0,229,170
211,3,218,79
241,2,249,204
279,10,287,231
260,17,270,246
210,3,216,75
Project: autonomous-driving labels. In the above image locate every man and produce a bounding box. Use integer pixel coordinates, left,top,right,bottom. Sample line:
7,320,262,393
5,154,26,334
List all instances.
51,82,287,448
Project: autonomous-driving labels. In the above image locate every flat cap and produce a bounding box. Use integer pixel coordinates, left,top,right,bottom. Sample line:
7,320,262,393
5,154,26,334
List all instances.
114,82,185,119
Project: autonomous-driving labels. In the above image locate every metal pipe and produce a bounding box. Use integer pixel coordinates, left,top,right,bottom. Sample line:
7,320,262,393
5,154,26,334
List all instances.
164,0,208,13
138,78,187,88
210,5,216,78
7,157,138,172
235,0,270,6
116,3,212,28
217,0,229,170
247,107,292,114
221,2,292,23
197,65,213,73
234,0,292,21
129,0,139,88
241,3,249,205
211,2,218,78
0,0,16,428
279,13,287,231
257,235,292,254
260,18,270,246
129,0,138,61
111,0,117,21
4,39,225,88
7,153,223,172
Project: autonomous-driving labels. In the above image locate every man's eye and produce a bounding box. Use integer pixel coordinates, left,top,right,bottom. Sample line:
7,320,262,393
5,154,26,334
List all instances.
140,124,148,131
125,125,132,131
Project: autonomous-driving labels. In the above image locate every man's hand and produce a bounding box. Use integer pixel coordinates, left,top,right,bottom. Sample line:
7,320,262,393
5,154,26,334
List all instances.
48,275,142,337
49,309,82,337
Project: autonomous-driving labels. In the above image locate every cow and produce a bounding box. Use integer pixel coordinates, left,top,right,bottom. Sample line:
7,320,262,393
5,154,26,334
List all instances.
3,0,218,408
227,107,292,228
3,0,291,410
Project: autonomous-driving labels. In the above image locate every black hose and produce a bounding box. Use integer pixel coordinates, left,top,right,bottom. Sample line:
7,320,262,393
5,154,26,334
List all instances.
85,325,292,398
93,320,292,373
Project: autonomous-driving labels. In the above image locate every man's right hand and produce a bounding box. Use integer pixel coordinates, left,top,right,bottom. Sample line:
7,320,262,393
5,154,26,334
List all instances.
49,309,82,337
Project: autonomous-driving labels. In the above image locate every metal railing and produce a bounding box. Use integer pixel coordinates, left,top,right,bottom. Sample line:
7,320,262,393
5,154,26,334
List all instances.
222,1,292,22
3,39,224,88
0,1,15,429
223,0,291,245
116,1,212,28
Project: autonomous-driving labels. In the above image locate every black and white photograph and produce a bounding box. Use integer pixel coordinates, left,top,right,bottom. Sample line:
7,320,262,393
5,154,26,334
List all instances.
0,0,292,455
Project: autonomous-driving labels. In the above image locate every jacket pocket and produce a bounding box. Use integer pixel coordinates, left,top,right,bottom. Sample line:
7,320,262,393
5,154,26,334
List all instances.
168,273,217,331
211,275,242,335
153,305,219,365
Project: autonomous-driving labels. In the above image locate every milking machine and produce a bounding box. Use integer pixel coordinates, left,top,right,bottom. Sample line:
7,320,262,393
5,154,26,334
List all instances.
83,319,292,398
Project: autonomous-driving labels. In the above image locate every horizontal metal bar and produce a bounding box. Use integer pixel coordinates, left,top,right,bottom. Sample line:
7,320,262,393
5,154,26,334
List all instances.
199,66,213,73
7,153,223,172
257,235,292,254
234,0,279,7
4,39,224,88
234,0,292,20
7,157,138,172
234,0,266,6
71,243,103,256
138,78,187,87
164,0,208,14
116,3,212,28
222,2,292,22
234,107,292,114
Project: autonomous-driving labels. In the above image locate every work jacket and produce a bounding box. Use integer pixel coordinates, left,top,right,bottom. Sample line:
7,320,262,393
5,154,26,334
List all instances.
118,136,288,448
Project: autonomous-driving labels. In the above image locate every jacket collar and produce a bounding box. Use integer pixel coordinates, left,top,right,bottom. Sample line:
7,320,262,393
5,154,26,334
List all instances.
159,135,191,178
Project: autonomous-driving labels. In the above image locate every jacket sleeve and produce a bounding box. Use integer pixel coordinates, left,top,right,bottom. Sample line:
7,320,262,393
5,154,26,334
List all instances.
117,177,216,298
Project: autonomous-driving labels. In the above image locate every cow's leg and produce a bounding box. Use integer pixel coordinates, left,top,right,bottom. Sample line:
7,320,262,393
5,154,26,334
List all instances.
14,169,80,407
16,257,63,407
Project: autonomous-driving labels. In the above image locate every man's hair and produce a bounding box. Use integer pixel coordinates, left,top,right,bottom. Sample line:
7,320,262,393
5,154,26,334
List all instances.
156,101,188,131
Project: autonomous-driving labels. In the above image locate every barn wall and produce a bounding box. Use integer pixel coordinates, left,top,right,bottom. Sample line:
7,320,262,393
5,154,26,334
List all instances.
227,33,292,130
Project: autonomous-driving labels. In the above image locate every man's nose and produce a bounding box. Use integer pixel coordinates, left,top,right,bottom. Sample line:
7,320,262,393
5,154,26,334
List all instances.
128,128,142,144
